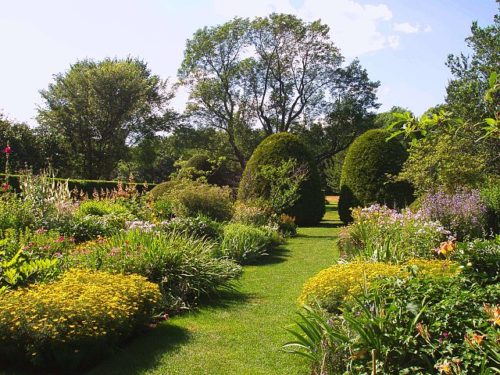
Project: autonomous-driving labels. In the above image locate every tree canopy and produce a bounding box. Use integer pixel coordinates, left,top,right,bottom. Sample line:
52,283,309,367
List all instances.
179,14,379,168
37,58,176,179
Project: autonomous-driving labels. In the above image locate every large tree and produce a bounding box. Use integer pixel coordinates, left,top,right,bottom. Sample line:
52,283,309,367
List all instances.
37,58,176,179
179,14,379,168
446,4,499,123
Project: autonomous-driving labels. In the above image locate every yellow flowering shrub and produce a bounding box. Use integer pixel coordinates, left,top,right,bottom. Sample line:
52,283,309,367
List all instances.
299,261,404,311
0,268,161,370
299,259,461,311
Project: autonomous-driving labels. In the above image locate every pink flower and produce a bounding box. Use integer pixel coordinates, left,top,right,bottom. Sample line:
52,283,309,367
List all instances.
2,183,9,191
3,146,11,154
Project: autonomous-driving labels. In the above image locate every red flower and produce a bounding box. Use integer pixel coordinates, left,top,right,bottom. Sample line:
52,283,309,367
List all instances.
3,146,11,154
2,183,9,191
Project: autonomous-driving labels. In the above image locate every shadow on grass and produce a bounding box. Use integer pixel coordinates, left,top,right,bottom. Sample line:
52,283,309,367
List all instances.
197,286,252,310
311,220,343,229
248,246,291,266
85,324,190,375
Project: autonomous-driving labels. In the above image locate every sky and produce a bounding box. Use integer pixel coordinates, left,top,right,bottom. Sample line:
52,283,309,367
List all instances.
0,0,498,126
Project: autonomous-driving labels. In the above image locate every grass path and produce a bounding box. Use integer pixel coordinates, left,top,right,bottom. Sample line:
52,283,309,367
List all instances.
87,203,341,375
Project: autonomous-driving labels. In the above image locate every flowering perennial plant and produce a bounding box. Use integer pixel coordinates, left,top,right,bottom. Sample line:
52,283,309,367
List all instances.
0,268,161,369
419,189,488,240
339,204,452,262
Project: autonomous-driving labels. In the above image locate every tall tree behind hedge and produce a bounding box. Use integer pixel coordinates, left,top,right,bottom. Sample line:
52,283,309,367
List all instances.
37,58,176,179
179,14,379,168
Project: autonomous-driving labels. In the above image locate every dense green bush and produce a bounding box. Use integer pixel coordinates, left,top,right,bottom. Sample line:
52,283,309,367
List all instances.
161,216,223,241
218,223,276,264
481,177,500,234
74,230,242,311
238,133,325,226
180,153,232,186
76,200,131,217
0,269,161,370
61,214,127,242
338,129,414,223
0,194,34,231
168,182,234,221
148,179,189,201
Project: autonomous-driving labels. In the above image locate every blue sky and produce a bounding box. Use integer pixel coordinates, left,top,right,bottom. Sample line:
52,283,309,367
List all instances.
0,0,497,126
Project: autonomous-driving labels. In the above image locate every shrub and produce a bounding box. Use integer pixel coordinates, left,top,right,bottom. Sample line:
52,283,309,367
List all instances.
0,229,75,291
338,204,451,262
161,216,223,241
74,230,242,311
0,269,161,370
148,179,189,201
0,193,34,231
180,153,232,186
76,200,131,217
288,274,498,375
238,133,325,226
338,129,414,223
454,236,499,285
62,214,126,243
299,259,460,311
218,223,275,264
169,182,234,221
232,201,274,227
419,189,488,240
298,261,404,311
480,178,500,234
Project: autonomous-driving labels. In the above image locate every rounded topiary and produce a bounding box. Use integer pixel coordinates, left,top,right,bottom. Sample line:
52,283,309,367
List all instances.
148,179,189,201
238,132,325,226
338,129,414,223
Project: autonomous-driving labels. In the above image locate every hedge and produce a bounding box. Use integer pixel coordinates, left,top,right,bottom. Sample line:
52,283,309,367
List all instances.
0,174,155,195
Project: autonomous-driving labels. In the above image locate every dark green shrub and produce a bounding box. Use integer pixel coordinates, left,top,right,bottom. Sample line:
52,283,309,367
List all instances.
238,133,325,226
480,177,500,234
338,129,414,223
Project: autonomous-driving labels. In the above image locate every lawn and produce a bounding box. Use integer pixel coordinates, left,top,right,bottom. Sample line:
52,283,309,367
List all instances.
85,203,341,375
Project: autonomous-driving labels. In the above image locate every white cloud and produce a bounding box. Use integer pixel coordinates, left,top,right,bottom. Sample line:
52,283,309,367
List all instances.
387,35,400,48
213,0,401,57
394,22,419,33
393,22,432,34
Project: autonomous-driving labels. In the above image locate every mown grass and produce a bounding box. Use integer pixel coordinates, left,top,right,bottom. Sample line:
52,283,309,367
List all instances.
86,203,341,375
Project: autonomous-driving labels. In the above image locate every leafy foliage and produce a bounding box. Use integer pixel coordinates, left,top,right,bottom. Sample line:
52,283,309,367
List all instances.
338,129,414,223
74,230,242,312
238,133,325,226
218,223,276,264
338,204,452,262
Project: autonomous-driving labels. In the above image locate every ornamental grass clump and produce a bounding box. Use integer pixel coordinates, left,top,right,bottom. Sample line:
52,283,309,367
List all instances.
74,230,242,311
218,223,277,264
0,268,161,370
338,204,451,262
419,188,488,240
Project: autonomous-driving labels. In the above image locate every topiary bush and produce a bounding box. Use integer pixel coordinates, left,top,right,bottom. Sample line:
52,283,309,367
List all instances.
338,129,414,223
238,133,325,226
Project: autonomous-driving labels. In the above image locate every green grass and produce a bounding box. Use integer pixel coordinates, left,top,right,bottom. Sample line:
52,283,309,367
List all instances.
86,204,341,375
